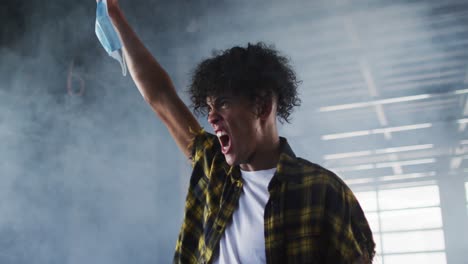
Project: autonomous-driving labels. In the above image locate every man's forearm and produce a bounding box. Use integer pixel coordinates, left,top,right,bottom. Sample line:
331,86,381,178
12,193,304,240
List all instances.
108,7,175,104
102,2,201,158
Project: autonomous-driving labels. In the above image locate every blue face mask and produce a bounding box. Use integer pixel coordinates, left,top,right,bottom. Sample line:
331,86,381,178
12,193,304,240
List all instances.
95,0,127,76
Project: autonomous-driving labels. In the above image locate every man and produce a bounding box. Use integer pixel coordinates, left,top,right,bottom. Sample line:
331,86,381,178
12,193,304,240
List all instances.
102,0,376,263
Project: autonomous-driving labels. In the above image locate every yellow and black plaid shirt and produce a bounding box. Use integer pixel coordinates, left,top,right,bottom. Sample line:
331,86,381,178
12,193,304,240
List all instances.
174,131,375,264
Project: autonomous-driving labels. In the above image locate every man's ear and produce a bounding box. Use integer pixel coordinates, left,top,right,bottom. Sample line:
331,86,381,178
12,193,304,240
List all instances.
257,99,273,121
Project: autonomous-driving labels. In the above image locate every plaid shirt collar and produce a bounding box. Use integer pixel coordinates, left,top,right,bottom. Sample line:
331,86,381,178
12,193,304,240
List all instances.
275,137,306,183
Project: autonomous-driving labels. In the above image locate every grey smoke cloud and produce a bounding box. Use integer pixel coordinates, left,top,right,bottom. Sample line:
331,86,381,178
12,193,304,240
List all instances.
0,1,188,263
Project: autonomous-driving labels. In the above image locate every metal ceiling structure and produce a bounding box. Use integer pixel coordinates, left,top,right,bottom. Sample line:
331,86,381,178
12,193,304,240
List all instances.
267,0,468,191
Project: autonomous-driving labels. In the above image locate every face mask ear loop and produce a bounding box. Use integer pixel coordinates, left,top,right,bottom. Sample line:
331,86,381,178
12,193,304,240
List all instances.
111,51,127,76
121,50,127,76
118,49,127,76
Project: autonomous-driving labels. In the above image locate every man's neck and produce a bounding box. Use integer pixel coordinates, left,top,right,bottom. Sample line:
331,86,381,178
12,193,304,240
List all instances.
239,136,281,171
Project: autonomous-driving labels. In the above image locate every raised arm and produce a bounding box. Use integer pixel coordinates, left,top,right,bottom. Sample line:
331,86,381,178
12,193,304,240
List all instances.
104,0,201,158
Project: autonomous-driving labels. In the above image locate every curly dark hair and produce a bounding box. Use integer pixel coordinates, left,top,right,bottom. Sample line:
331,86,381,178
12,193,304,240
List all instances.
188,42,301,123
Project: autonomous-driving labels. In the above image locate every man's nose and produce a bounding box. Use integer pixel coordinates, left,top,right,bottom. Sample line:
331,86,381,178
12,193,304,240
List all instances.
208,110,221,125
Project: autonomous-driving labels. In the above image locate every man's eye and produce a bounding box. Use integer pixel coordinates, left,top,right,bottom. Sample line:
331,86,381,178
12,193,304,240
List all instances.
219,101,229,108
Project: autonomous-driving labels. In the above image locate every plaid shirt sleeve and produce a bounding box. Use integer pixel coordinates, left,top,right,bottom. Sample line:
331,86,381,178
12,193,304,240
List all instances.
174,129,227,264
187,129,217,177
319,175,375,263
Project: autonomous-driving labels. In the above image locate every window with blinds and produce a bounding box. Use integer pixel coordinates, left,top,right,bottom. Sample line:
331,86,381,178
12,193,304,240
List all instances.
354,185,446,264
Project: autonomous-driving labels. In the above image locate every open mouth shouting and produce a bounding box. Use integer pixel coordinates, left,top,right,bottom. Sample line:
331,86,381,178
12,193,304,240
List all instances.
216,130,232,154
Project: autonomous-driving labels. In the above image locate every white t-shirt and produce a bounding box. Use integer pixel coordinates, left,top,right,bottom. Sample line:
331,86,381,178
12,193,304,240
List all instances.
212,168,276,264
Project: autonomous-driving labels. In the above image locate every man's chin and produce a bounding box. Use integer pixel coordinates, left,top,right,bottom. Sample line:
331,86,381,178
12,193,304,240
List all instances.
223,154,237,166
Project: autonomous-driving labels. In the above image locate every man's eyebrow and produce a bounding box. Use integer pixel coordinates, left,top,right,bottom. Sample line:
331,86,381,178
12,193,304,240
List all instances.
215,96,230,102
208,96,231,106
